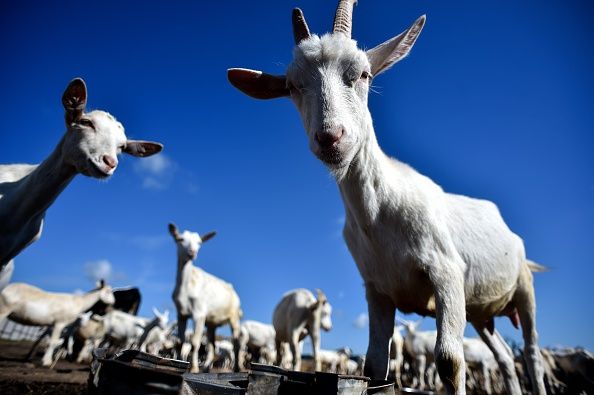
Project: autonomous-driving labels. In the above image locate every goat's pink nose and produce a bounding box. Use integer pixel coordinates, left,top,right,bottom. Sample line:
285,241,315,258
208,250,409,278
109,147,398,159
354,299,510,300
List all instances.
102,155,117,169
315,128,344,148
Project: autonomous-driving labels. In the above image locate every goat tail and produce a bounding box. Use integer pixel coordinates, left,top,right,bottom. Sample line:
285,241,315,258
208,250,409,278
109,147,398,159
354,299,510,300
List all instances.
526,259,548,273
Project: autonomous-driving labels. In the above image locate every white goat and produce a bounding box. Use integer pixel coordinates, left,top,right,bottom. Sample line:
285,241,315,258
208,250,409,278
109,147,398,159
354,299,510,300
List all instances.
102,307,168,350
0,78,163,275
318,348,351,373
136,309,170,352
402,320,439,390
168,223,242,373
0,280,114,366
239,320,277,367
272,288,332,372
228,1,546,393
462,337,497,395
138,320,176,356
0,260,14,291
71,313,106,363
390,325,404,388
214,339,237,371
345,358,361,375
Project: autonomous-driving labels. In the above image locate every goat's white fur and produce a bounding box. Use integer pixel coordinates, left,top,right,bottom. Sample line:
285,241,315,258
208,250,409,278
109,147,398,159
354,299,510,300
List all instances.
390,325,404,388
0,78,162,271
102,307,168,350
239,320,277,367
0,260,14,290
402,321,438,390
227,2,547,394
463,337,497,395
228,1,545,395
169,223,242,373
0,282,114,366
272,288,332,372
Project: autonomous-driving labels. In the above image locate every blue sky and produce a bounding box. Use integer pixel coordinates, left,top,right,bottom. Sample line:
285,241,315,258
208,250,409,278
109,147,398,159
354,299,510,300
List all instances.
1,1,593,354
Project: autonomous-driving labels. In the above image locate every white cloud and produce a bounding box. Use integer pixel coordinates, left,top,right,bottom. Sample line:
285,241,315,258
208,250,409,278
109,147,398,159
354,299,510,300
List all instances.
84,259,113,282
133,154,176,190
134,154,171,175
353,313,369,329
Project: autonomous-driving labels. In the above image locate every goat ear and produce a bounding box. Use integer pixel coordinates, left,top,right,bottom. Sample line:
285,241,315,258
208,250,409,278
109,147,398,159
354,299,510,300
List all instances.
123,140,163,157
316,289,328,305
309,300,320,312
200,231,216,243
169,223,182,240
62,78,87,124
366,15,426,77
96,279,105,289
152,307,160,317
228,68,289,100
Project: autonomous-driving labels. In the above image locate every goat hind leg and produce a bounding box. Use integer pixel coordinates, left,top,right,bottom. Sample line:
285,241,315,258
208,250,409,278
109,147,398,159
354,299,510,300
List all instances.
515,266,546,395
274,338,283,367
203,325,216,372
229,316,241,372
41,322,65,367
473,323,521,395
290,331,302,371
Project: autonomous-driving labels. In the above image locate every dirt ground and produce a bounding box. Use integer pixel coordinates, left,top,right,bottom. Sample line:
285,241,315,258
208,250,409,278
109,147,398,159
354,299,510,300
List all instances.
0,339,88,395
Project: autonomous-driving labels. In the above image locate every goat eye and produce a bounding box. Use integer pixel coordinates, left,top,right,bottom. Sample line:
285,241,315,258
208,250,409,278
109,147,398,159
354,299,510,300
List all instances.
79,119,94,129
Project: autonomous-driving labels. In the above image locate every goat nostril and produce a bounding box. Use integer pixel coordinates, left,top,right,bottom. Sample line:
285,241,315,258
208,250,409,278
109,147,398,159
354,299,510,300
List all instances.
102,155,117,169
316,128,344,148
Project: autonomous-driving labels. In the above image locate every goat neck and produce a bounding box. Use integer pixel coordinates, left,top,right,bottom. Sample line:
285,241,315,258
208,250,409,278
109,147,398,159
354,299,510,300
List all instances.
5,136,76,223
337,123,397,227
74,287,108,313
0,136,76,264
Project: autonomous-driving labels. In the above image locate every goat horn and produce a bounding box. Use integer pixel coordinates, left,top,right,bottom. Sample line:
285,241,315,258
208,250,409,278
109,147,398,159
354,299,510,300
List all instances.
292,8,311,44
333,0,357,38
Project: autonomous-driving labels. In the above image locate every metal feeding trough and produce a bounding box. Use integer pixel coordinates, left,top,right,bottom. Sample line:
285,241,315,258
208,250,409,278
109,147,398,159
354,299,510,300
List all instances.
88,349,415,394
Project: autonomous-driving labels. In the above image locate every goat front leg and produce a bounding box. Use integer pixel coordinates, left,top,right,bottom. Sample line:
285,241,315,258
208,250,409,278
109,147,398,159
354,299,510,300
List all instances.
393,354,403,388
414,354,427,389
41,322,66,367
176,314,188,360
310,326,321,371
363,285,395,380
432,266,466,395
189,315,206,373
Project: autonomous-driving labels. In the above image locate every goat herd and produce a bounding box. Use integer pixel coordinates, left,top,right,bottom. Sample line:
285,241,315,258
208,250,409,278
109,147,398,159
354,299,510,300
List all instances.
0,1,592,394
